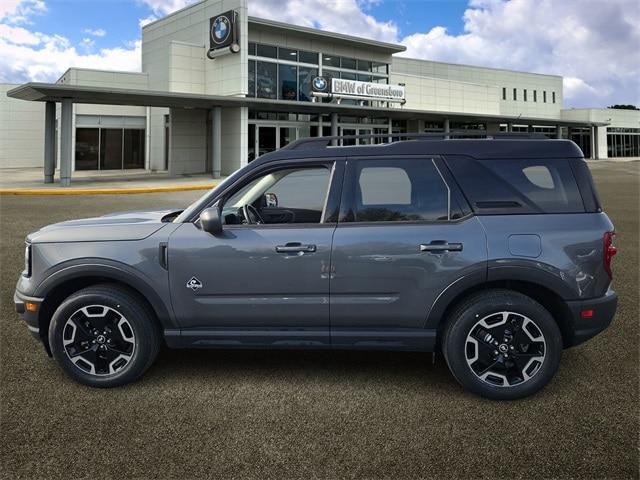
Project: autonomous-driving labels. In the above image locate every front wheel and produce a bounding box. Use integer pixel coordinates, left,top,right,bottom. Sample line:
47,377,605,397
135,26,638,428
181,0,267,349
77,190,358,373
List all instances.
442,290,562,400
49,284,161,388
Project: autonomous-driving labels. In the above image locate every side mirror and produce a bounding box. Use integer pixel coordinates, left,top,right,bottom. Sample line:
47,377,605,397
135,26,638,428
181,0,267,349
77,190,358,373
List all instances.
265,192,278,207
199,206,222,235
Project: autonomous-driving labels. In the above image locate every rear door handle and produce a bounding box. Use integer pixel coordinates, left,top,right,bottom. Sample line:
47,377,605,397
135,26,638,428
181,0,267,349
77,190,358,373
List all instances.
276,243,317,253
420,242,463,253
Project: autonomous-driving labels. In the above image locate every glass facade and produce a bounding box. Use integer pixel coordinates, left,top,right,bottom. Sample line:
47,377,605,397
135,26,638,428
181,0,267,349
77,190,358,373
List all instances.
75,127,145,170
607,127,640,157
247,42,390,103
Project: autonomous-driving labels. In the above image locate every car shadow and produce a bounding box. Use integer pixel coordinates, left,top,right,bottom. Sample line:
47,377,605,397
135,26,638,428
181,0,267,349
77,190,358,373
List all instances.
147,347,456,390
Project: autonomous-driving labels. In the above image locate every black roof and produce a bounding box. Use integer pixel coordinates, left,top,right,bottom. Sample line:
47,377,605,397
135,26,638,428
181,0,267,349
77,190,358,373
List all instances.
253,138,585,166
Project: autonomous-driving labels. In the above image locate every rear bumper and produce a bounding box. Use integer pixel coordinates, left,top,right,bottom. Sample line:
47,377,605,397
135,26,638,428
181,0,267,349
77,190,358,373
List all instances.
566,288,617,347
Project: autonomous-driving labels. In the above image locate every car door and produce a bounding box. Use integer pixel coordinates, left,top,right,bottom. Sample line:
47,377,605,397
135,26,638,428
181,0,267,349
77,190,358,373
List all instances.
330,156,487,350
167,159,343,347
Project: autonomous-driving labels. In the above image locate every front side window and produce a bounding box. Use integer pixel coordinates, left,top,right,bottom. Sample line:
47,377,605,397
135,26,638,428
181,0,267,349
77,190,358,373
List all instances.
221,167,331,225
347,159,450,222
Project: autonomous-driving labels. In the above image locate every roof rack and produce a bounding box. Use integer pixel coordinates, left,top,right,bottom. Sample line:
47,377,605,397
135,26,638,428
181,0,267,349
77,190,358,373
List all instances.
283,131,550,150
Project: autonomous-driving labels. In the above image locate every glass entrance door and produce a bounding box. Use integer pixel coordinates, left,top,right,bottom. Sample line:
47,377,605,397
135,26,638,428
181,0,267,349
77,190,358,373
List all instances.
251,125,301,162
257,126,277,157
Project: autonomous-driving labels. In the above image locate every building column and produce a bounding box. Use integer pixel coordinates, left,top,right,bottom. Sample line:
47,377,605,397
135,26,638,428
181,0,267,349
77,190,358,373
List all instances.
555,125,562,139
211,106,222,178
43,101,56,184
317,113,323,137
590,126,596,159
59,99,73,187
330,112,338,146
596,125,608,159
444,118,450,139
507,122,513,133
528,125,534,133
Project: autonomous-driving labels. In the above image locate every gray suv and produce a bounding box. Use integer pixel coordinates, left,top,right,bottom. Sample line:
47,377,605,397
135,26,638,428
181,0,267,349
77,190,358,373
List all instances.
14,136,618,399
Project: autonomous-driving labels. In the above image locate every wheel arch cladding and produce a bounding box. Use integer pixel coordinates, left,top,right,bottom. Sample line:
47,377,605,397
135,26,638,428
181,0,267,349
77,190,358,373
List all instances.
36,267,173,354
432,279,575,349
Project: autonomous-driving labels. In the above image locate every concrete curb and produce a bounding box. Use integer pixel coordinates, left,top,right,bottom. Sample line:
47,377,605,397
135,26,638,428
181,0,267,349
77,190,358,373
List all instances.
0,184,215,195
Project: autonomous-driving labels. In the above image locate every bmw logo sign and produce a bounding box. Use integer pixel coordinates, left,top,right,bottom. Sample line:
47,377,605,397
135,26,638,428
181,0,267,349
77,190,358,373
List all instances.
312,76,328,92
211,15,231,45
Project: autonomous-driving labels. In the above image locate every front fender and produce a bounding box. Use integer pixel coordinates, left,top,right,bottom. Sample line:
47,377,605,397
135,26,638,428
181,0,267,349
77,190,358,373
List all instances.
33,259,177,329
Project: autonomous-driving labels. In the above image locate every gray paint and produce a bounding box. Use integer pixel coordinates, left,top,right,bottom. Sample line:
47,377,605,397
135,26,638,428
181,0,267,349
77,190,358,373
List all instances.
14,139,617,353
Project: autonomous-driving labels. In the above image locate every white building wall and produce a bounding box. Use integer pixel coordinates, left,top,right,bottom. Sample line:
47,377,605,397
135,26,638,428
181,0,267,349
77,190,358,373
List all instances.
392,58,563,120
220,106,247,174
0,83,45,168
391,73,501,116
168,107,208,175
142,0,248,97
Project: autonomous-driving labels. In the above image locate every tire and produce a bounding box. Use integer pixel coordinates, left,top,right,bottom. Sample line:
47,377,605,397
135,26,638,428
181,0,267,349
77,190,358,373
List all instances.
48,284,161,388
442,289,562,400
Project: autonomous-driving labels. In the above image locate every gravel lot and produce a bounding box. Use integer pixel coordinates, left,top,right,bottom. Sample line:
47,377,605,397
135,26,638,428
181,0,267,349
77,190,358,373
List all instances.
1,162,638,479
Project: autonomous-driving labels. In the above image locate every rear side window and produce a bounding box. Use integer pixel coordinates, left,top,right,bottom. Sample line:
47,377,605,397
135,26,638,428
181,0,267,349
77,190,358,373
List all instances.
345,158,451,222
445,156,585,214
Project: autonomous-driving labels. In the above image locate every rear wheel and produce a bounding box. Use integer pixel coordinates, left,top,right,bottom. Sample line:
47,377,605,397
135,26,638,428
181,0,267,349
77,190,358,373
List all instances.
442,289,562,400
49,284,160,387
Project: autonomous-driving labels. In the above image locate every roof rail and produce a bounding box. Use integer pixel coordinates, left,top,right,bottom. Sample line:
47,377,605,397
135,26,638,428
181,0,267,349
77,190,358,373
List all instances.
283,131,550,150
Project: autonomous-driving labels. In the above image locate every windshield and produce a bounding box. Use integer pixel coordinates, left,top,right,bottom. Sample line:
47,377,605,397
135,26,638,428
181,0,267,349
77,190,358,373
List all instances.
173,166,247,223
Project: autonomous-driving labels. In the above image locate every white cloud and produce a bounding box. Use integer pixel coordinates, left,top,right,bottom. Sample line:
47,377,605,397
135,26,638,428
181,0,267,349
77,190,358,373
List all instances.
137,0,196,16
1,0,637,109
0,1,139,83
0,23,42,45
83,27,106,37
397,0,640,108
248,0,398,43
0,0,46,24
138,14,157,28
0,34,141,83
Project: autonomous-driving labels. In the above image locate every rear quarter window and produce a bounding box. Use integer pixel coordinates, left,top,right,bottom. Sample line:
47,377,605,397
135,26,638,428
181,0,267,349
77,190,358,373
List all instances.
445,155,585,214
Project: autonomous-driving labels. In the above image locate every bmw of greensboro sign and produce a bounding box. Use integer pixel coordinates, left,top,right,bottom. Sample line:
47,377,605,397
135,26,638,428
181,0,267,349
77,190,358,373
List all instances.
331,78,405,100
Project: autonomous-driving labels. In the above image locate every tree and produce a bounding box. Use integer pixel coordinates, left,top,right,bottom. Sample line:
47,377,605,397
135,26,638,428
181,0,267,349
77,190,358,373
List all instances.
607,104,639,110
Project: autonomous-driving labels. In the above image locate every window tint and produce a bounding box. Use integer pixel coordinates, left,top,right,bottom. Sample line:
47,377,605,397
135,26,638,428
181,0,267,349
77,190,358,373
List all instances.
256,44,277,58
222,167,331,225
481,159,583,212
445,156,585,214
256,61,277,99
269,168,329,211
298,50,318,65
349,159,450,222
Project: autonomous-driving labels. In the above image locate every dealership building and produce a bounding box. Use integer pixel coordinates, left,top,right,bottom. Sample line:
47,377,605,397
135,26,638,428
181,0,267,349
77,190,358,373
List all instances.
2,0,639,185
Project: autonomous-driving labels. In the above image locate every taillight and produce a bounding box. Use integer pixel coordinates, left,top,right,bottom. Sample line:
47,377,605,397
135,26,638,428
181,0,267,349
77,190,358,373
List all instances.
603,231,617,278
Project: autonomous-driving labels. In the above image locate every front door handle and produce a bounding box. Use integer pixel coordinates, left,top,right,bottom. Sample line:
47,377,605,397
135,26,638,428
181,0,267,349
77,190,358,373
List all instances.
420,241,463,253
276,243,317,253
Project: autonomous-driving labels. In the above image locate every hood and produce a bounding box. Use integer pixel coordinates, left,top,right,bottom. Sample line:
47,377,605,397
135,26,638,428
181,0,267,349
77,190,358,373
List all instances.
27,208,182,244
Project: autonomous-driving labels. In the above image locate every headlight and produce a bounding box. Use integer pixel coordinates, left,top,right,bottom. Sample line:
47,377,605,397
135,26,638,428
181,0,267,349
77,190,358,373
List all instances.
24,243,31,277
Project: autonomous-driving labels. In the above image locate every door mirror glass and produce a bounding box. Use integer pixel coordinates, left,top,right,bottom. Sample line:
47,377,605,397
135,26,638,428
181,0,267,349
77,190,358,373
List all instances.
199,206,223,235
264,192,278,207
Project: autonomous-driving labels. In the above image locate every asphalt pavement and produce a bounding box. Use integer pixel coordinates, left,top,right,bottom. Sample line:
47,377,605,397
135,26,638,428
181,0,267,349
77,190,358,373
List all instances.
0,162,638,479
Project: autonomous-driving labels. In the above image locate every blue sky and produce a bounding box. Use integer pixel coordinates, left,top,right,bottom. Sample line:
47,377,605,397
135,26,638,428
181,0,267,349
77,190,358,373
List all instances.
1,0,638,108
15,0,470,48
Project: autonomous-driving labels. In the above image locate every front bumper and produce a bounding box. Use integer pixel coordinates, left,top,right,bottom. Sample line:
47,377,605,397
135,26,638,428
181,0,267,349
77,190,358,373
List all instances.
566,288,618,347
14,289,44,342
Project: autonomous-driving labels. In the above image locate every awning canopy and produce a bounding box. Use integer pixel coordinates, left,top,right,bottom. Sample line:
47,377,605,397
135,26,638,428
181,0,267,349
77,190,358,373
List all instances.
7,82,607,127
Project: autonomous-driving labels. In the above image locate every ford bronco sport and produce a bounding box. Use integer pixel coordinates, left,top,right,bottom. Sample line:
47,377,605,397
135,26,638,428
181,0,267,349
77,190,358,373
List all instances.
14,135,618,399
